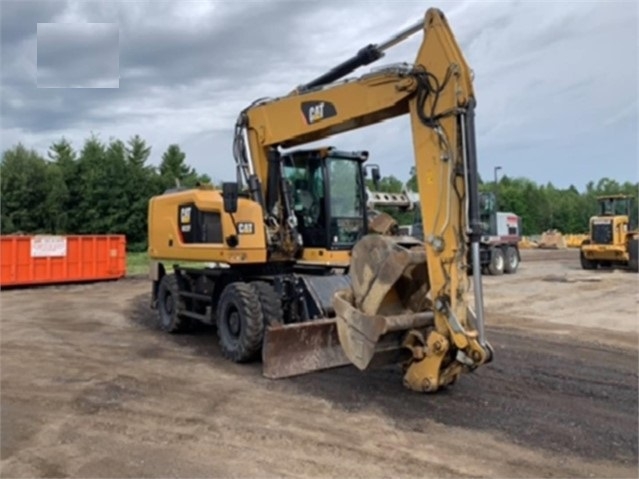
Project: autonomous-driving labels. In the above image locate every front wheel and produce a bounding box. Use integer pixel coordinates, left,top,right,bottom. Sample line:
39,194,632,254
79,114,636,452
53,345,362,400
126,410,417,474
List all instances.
216,282,265,363
580,240,598,270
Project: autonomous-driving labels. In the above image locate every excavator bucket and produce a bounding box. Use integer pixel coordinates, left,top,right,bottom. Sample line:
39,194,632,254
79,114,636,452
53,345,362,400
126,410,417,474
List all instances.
261,234,434,379
368,211,399,235
333,234,434,370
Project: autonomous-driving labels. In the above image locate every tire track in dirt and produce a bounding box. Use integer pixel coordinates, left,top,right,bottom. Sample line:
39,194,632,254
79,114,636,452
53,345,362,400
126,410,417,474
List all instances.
277,326,638,467
2,275,636,478
126,291,638,467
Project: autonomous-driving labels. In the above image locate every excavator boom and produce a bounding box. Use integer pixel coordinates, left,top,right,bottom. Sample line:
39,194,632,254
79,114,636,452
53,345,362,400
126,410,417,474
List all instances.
237,8,493,391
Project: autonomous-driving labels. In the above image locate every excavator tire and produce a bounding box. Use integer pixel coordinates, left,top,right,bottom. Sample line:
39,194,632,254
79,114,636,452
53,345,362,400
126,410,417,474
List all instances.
252,281,284,326
157,273,193,334
216,281,264,363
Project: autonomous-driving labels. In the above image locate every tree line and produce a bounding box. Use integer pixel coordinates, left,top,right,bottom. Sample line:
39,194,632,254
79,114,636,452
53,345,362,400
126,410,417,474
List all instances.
1,135,637,251
373,166,638,235
1,135,211,251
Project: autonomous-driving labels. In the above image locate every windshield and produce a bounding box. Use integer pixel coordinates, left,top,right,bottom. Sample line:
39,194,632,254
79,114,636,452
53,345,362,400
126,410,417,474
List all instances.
280,153,366,248
282,156,324,230
328,158,364,218
479,192,496,215
328,157,365,245
599,198,630,216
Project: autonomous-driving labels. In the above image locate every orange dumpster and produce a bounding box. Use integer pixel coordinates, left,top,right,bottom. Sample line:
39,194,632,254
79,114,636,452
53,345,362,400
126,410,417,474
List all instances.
0,234,126,288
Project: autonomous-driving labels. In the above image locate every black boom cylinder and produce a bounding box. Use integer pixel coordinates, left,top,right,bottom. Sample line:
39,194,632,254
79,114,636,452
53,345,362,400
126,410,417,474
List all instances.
299,45,383,92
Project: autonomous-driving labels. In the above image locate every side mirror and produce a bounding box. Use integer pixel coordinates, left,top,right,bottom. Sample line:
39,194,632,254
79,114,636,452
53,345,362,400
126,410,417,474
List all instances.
222,182,239,214
371,166,381,189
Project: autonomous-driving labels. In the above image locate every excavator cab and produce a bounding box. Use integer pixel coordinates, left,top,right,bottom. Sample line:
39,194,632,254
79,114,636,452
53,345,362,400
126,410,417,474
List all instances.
280,147,369,250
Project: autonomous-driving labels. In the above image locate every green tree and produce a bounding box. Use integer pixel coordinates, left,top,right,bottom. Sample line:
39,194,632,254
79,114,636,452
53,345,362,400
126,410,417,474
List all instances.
0,144,50,233
42,163,69,233
366,174,404,193
47,138,77,232
124,135,156,250
74,134,109,233
159,144,194,189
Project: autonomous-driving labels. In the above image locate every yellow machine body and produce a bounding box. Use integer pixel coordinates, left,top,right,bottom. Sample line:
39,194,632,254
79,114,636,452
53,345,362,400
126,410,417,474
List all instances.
580,194,639,272
148,187,268,264
147,7,495,392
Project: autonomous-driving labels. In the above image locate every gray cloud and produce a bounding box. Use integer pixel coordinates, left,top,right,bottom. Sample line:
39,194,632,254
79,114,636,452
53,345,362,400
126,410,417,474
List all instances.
1,0,637,189
0,0,68,46
37,22,119,88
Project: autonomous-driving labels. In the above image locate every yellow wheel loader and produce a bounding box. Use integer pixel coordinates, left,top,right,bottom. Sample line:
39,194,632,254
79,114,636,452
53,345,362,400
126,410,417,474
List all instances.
147,8,493,393
580,194,639,272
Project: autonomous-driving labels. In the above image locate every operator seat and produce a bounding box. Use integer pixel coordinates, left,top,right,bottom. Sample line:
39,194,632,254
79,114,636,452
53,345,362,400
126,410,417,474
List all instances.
293,179,315,213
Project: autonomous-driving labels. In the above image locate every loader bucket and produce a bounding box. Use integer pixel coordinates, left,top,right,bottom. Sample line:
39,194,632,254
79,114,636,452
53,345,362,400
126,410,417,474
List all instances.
333,234,434,370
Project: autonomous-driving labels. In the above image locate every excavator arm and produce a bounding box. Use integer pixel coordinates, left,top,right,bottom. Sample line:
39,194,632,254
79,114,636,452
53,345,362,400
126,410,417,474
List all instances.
234,8,493,392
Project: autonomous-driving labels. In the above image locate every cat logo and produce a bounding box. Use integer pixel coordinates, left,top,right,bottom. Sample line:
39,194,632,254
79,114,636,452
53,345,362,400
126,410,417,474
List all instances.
237,222,255,235
301,101,337,125
180,206,191,224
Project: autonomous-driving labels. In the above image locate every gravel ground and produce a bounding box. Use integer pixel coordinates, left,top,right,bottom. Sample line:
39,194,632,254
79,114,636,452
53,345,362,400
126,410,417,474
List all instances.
1,248,637,478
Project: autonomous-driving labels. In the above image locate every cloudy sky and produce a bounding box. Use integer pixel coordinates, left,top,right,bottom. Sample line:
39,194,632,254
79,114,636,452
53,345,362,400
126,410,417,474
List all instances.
1,0,637,190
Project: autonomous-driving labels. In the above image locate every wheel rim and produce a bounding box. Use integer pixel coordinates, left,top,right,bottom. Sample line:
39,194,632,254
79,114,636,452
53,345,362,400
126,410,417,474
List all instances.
495,255,503,270
509,253,517,268
164,294,174,315
158,287,175,328
227,310,241,338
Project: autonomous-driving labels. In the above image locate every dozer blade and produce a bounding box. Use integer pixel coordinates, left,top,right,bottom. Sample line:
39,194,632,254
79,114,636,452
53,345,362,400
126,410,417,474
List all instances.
332,234,434,371
261,318,351,379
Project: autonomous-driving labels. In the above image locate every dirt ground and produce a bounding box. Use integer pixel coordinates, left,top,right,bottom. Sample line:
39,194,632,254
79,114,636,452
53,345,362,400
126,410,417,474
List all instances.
1,248,637,478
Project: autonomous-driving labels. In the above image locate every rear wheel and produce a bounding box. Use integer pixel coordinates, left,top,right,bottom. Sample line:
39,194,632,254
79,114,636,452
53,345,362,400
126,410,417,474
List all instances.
157,274,192,333
216,282,264,363
253,281,284,327
488,247,505,275
503,246,519,274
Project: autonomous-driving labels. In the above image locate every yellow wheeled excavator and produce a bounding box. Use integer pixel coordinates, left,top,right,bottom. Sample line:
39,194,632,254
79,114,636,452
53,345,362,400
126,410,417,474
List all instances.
147,7,493,392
